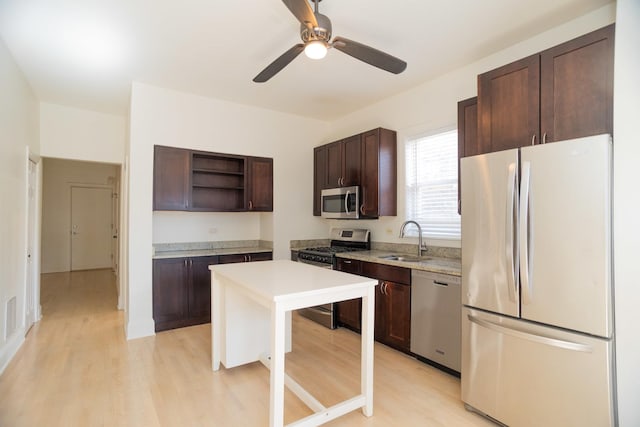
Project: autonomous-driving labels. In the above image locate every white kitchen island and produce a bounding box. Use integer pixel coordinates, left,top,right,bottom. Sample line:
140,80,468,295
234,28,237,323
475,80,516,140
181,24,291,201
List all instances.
209,259,377,427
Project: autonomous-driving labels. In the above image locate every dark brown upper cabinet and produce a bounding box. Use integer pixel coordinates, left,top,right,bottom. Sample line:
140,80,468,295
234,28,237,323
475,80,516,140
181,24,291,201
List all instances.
153,146,273,212
326,134,362,188
313,127,397,219
360,128,397,218
457,97,478,214
477,24,614,153
539,24,614,143
478,54,540,153
153,146,191,210
246,156,273,211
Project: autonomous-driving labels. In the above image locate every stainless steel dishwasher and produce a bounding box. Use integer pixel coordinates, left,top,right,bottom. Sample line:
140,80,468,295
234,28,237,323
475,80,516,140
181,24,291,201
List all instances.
410,270,461,373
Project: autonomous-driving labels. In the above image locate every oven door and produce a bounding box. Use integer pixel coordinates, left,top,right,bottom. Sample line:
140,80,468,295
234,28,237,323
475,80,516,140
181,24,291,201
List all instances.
297,304,335,329
296,257,337,329
321,186,359,219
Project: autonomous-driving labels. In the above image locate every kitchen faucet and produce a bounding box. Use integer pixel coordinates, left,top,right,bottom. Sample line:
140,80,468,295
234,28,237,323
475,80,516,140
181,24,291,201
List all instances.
399,220,425,257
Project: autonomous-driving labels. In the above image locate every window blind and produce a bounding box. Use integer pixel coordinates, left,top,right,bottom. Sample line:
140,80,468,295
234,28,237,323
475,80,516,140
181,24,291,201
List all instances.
405,129,461,239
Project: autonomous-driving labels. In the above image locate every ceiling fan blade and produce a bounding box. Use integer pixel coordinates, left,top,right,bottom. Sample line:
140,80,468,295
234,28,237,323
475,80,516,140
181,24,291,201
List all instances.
281,0,318,28
253,44,305,83
332,37,407,74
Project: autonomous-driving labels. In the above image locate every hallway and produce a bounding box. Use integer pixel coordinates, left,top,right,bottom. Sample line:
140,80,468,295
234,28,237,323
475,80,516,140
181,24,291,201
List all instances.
0,269,490,427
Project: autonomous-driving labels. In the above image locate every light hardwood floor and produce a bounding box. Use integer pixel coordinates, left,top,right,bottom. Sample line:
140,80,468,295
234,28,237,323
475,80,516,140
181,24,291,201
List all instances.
0,269,494,426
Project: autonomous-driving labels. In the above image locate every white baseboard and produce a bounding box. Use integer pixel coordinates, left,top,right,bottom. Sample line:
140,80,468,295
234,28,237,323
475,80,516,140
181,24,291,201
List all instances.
125,318,155,340
0,328,25,375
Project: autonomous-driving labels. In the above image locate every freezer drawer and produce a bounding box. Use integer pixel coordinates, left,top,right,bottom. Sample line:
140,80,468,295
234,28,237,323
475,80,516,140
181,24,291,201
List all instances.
410,270,461,372
461,307,614,427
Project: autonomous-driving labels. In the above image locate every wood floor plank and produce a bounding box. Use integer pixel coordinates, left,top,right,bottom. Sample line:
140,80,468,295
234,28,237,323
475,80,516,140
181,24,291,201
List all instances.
0,269,494,426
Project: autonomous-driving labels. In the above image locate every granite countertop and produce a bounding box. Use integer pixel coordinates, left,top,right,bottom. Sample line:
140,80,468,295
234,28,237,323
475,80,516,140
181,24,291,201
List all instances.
336,250,461,276
153,246,272,260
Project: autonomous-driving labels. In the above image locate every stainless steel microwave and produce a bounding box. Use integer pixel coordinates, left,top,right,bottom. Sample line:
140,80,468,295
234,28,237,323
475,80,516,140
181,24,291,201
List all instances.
321,186,360,219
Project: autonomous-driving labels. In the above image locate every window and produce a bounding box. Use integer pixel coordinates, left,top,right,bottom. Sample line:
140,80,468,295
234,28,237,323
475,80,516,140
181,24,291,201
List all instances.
405,129,460,240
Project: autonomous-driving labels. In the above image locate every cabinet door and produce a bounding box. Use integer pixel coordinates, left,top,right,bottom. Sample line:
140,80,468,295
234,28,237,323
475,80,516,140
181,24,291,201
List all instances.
383,281,411,352
342,134,361,187
247,157,273,211
153,146,190,210
374,282,387,342
247,252,273,262
153,258,188,331
336,258,363,331
313,146,328,216
218,252,272,264
478,55,540,153
361,128,397,218
457,97,478,214
540,24,614,143
188,256,217,323
337,299,362,332
218,253,249,264
326,141,343,188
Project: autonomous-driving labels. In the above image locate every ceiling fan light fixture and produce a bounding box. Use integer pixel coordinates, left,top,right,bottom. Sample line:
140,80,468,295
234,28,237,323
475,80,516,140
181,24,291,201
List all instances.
304,40,327,59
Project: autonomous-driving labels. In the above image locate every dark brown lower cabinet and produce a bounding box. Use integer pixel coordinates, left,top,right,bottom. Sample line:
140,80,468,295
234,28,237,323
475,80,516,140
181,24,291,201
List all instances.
375,280,411,353
153,256,217,332
335,258,412,353
217,251,273,264
337,298,362,332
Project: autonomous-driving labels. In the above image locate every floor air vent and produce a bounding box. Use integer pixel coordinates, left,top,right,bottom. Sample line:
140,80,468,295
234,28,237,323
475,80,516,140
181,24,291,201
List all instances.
5,297,16,340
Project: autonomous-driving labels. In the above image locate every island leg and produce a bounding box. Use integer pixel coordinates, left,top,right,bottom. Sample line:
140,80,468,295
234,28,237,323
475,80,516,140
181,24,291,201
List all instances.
211,272,222,371
270,303,286,427
361,286,375,416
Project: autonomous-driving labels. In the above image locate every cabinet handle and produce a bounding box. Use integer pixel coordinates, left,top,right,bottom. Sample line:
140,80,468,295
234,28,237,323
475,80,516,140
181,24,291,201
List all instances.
531,134,536,145
338,177,341,186
247,254,252,262
433,280,449,287
360,203,365,215
542,133,547,144
184,259,188,267
189,259,193,267
343,260,352,264
249,200,253,210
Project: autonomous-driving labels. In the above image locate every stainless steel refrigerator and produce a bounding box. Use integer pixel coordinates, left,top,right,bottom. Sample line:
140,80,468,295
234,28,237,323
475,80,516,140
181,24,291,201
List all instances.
460,134,615,426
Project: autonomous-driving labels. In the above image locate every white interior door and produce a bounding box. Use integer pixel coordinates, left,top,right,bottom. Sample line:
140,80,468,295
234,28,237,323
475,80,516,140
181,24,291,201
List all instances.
25,159,37,331
71,187,113,271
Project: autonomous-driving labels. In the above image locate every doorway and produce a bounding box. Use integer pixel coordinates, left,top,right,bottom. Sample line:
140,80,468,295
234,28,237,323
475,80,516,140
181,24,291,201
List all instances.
70,186,113,271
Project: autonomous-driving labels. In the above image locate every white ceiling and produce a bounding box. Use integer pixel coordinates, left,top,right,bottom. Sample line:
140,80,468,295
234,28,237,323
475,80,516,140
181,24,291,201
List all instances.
0,0,611,121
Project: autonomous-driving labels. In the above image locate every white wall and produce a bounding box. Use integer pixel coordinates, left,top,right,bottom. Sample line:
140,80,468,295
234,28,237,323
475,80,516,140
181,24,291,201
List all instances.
39,102,126,164
613,0,640,425
326,4,616,249
41,158,119,273
127,83,328,339
0,37,39,374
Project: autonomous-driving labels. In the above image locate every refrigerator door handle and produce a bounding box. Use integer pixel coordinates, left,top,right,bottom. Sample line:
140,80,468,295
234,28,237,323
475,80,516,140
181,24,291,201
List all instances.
467,314,593,353
519,161,533,304
505,162,519,303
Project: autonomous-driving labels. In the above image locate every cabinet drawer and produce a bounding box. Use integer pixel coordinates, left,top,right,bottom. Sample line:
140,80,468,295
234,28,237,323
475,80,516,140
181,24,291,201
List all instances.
361,261,411,285
336,258,362,274
218,252,272,264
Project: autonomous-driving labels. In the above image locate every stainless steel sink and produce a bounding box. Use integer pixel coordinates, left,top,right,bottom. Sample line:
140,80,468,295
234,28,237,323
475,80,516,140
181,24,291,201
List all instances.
378,255,424,263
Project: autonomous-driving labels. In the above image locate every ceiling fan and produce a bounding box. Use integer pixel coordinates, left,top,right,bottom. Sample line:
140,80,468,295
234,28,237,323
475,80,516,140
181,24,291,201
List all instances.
253,0,407,83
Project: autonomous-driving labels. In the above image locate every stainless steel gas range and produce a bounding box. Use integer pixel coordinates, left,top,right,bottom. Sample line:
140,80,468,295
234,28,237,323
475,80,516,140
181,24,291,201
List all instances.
296,228,370,328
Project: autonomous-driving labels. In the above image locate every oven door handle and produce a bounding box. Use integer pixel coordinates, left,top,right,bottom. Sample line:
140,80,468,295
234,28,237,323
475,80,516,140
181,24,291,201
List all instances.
302,306,332,316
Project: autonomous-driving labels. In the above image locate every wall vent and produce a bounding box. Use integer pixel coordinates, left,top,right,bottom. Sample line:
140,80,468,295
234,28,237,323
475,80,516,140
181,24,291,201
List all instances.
5,297,16,340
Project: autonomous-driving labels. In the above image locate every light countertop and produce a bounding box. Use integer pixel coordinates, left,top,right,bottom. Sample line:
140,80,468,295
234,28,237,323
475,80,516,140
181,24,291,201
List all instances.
153,246,272,260
336,250,461,276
